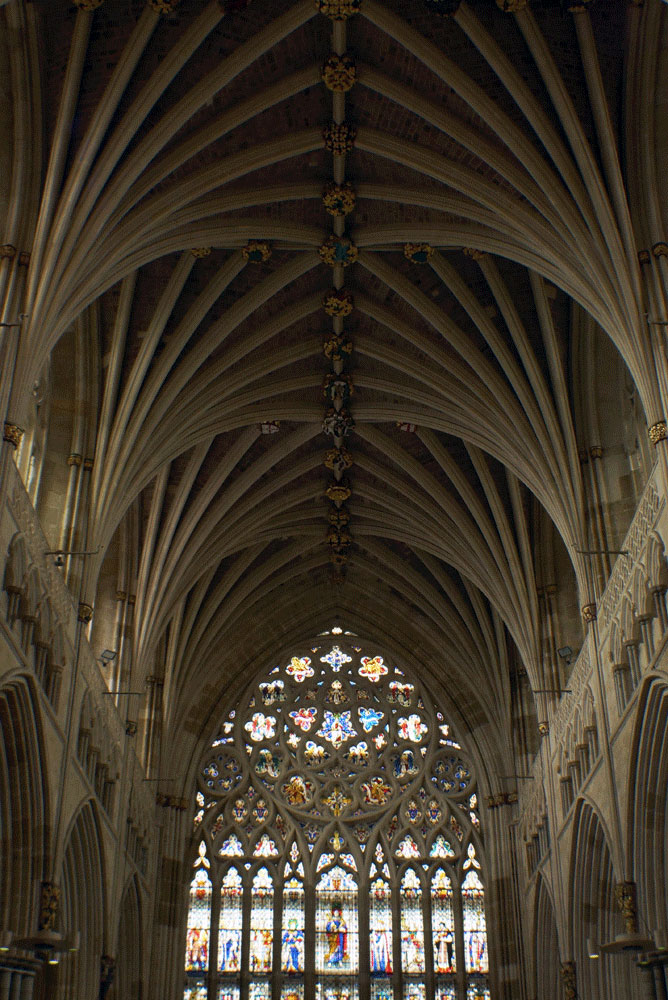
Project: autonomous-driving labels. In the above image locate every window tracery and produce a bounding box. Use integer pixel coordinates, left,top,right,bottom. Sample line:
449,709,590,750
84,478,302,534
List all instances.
185,639,489,1000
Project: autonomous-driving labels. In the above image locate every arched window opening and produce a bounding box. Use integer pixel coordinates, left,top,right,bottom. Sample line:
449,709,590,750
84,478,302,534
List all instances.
184,638,489,1000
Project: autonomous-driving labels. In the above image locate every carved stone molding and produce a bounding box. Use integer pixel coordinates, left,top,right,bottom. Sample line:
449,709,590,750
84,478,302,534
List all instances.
78,602,94,624
38,881,61,931
582,603,597,623
3,423,24,448
648,420,667,445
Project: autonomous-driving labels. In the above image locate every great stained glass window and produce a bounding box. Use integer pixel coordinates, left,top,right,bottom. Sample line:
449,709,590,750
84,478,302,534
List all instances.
184,636,489,1000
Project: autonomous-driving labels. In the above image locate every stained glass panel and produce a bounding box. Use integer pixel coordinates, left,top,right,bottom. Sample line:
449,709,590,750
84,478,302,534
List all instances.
462,871,488,973
185,866,212,972
369,879,393,974
431,870,455,973
315,979,359,1000
282,878,305,974
403,982,426,1000
400,869,425,974
434,984,456,1000
249,982,272,1000
281,983,305,1000
185,983,207,1000
371,979,393,1000
250,868,274,973
466,983,490,1000
218,868,243,972
316,867,358,972
217,986,240,1000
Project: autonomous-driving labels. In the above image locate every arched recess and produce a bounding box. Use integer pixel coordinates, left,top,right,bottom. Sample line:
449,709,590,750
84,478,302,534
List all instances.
0,675,48,935
58,800,106,1000
629,679,668,934
533,875,560,1000
570,801,631,1000
115,875,143,1000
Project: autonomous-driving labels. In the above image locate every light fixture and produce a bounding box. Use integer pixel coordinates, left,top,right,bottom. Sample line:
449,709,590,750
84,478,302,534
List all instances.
654,929,668,951
587,937,600,959
600,932,656,954
557,646,573,664
0,931,12,951
99,649,117,665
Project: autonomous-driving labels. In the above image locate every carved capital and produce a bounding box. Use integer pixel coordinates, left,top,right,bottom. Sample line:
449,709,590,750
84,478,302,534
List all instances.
0,244,17,260
38,881,61,931
615,881,639,934
18,252,30,267
538,721,550,736
78,602,94,624
67,453,83,467
582,603,597,624
589,445,603,459
638,249,650,264
3,422,24,448
649,421,668,445
652,241,668,258
560,961,577,1000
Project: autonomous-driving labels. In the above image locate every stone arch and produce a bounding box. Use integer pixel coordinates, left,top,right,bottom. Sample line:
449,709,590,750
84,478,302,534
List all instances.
114,875,143,1000
533,874,560,999
3,533,28,621
58,799,106,1000
0,675,49,935
628,679,668,934
569,800,630,999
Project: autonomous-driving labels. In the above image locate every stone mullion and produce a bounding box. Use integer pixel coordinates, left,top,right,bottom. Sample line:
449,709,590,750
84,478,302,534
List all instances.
208,873,222,1000
271,875,282,1000
422,878,434,1000
392,881,402,1000
358,877,370,1000
452,875,465,1000
304,883,316,1000
241,872,253,1000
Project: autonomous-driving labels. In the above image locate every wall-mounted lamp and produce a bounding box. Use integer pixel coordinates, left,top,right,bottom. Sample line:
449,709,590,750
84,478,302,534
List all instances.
557,646,573,666
0,931,13,952
44,546,101,567
587,937,600,959
98,649,117,666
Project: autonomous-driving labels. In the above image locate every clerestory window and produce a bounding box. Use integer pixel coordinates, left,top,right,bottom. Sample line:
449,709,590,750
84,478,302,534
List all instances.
184,636,490,1000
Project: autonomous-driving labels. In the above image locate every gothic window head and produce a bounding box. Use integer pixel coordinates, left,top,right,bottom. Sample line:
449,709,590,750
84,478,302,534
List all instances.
185,636,489,1000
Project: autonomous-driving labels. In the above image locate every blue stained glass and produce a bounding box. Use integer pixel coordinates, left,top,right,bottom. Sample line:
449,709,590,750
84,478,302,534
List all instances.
320,646,353,671
317,711,357,748
358,708,384,732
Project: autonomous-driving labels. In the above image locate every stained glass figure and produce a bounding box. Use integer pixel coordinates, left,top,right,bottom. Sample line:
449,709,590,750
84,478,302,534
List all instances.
317,711,356,748
340,853,357,871
397,715,428,743
434,987,456,1000
465,984,490,1000
396,836,420,859
388,682,413,706
253,799,269,823
290,708,317,731
218,868,243,972
320,646,352,671
392,749,418,780
259,680,285,704
184,984,207,1000
369,879,393,974
317,853,336,873
425,800,442,824
429,835,455,860
256,749,281,779
316,867,358,972
359,656,388,682
250,868,274,973
323,785,352,816
405,800,421,824
282,878,305,973
315,980,359,1000
359,708,384,732
449,816,463,842
361,777,392,806
245,713,276,741
254,834,279,857
432,870,455,973
403,984,426,1000
462,869,488,973
218,834,244,858
217,987,240,1000
326,680,348,704
249,982,271,1000
286,657,314,682
185,866,212,972
400,870,425,974
282,776,313,806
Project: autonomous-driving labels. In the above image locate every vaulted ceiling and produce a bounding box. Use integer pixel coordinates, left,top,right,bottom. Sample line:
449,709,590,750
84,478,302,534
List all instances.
3,0,664,780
